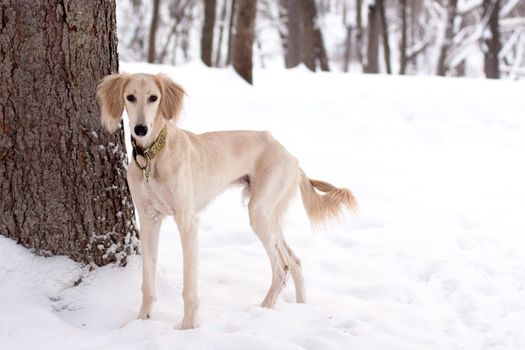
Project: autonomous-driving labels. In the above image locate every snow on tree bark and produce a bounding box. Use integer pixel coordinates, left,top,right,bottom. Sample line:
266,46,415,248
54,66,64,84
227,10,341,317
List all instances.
0,0,139,266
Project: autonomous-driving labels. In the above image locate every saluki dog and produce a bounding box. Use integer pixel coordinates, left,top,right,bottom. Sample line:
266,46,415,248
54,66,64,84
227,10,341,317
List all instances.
97,73,356,329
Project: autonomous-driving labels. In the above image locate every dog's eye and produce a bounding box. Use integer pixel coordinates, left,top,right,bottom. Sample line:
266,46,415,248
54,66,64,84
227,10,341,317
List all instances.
148,95,158,103
126,95,136,102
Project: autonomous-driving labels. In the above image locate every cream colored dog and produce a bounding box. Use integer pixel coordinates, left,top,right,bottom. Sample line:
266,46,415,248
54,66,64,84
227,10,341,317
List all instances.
97,73,356,329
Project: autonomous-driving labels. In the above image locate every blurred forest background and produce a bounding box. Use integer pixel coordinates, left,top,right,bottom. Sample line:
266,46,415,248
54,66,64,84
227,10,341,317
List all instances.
2,1,523,263
116,0,525,81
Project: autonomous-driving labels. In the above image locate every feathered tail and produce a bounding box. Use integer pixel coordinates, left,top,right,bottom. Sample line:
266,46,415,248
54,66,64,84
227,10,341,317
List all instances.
299,169,357,225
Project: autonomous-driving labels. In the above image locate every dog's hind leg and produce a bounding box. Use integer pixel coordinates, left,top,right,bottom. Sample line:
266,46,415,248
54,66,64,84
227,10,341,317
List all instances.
279,238,306,303
249,198,287,307
272,178,306,304
248,153,299,308
249,208,287,309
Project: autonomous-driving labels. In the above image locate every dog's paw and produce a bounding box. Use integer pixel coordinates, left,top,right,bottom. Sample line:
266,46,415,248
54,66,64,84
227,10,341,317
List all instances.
179,317,199,330
260,297,277,309
137,309,151,320
137,296,155,320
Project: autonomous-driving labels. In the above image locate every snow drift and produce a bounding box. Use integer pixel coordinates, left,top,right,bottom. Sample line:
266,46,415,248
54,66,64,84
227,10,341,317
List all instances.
1,61,524,350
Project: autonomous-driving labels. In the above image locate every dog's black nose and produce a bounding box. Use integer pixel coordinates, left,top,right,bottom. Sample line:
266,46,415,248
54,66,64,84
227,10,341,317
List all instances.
134,124,148,137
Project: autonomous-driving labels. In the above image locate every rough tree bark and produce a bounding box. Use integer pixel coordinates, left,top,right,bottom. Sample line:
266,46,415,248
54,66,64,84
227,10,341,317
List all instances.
364,3,380,73
483,0,500,79
436,0,458,76
0,1,138,266
201,0,217,66
232,0,257,83
147,0,161,63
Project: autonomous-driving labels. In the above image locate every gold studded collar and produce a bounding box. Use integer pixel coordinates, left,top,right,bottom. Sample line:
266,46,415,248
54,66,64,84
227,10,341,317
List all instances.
131,125,168,181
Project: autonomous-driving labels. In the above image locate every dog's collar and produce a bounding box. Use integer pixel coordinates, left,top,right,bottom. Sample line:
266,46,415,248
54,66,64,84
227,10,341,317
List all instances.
131,125,168,181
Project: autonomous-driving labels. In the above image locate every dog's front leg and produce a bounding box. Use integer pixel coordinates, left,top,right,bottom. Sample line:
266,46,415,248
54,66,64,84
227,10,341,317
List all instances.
137,211,163,320
175,213,199,330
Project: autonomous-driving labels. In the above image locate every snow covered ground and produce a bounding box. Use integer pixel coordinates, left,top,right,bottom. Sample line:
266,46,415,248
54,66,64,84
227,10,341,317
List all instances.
1,62,525,350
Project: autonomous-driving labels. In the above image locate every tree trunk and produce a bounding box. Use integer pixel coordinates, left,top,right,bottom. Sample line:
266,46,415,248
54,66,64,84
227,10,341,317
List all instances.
232,0,257,84
399,0,408,74
299,0,316,71
483,0,500,79
364,3,380,73
436,0,458,76
280,0,301,68
277,0,289,66
298,0,317,71
456,59,466,77
214,0,228,66
0,1,138,266
226,0,236,65
343,25,352,72
281,0,326,71
314,26,330,71
355,0,364,67
201,0,217,66
409,0,419,70
377,0,391,74
148,0,161,63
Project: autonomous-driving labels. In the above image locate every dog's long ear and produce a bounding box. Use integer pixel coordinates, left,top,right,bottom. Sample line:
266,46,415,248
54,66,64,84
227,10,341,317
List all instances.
96,73,130,133
155,74,185,122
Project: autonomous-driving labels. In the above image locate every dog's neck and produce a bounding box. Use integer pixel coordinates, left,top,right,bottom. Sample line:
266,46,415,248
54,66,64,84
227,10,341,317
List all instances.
131,119,170,181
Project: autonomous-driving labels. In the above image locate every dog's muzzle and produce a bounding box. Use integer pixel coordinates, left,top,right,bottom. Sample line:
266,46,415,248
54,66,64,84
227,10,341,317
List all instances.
134,124,148,137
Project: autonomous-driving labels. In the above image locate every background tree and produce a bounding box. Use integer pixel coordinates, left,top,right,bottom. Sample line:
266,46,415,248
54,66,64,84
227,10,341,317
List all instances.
214,0,229,66
298,0,317,71
280,0,329,71
483,0,501,79
313,14,330,71
148,0,161,63
365,2,380,73
115,0,525,79
342,21,352,72
280,0,301,68
0,0,138,266
355,0,364,67
377,0,391,74
232,0,257,83
436,0,458,76
201,0,217,66
226,0,237,65
126,0,148,61
399,0,408,74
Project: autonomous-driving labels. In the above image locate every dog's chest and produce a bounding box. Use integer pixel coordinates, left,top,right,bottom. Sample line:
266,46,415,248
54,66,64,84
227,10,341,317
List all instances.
142,180,176,216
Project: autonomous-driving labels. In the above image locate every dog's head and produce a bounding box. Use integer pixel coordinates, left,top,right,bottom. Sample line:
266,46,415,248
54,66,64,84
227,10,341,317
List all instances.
96,73,185,141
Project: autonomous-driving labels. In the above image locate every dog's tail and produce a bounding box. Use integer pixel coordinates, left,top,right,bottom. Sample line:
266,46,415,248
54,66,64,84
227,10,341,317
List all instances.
299,169,357,225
